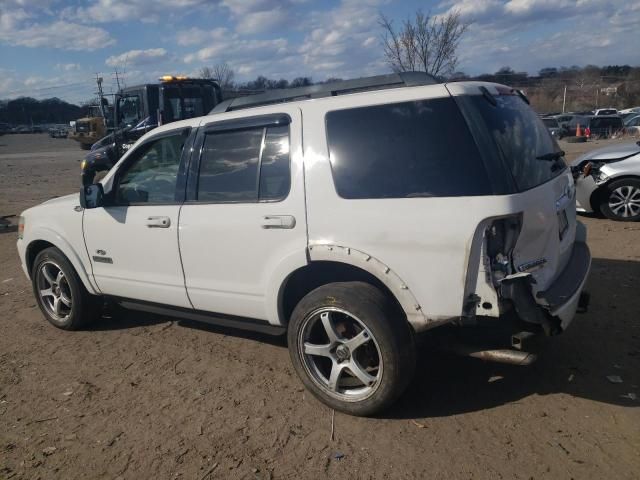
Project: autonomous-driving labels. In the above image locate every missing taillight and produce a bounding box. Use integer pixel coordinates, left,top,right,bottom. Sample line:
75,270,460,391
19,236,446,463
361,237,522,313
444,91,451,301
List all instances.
486,214,523,282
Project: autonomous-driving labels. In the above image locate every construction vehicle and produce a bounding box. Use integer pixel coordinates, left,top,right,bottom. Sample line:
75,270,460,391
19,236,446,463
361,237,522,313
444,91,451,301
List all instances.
68,105,110,150
82,76,222,185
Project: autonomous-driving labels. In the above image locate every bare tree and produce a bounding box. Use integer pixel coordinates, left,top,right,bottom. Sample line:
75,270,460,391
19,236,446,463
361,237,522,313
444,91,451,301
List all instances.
379,10,469,78
199,63,235,90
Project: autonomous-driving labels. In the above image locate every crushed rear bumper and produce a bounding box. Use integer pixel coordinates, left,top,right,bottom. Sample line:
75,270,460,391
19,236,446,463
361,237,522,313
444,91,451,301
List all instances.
501,240,591,333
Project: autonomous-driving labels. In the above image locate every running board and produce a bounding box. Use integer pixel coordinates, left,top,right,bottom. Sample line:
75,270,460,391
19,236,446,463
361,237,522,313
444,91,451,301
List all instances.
113,298,286,336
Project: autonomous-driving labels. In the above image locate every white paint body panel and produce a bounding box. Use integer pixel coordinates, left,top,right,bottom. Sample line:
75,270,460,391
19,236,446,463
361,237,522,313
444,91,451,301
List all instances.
16,194,99,294
83,205,190,307
179,107,308,322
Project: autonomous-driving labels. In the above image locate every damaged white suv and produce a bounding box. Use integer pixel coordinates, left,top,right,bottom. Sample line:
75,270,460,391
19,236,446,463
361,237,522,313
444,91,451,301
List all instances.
17,73,591,416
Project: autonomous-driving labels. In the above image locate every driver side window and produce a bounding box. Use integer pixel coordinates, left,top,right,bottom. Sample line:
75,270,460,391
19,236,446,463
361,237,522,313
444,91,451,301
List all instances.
115,132,186,205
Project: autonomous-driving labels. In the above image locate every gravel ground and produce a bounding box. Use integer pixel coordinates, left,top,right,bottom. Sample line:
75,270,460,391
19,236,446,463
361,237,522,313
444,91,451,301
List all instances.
0,133,638,479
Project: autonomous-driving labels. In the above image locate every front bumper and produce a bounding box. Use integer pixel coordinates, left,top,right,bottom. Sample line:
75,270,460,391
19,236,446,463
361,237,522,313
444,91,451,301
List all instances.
575,175,598,213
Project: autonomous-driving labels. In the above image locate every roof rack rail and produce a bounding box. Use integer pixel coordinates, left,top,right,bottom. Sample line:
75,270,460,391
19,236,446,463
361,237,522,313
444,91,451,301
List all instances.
209,71,438,114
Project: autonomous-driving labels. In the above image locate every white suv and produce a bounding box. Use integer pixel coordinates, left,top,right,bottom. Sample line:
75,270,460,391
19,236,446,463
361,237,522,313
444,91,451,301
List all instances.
17,74,591,416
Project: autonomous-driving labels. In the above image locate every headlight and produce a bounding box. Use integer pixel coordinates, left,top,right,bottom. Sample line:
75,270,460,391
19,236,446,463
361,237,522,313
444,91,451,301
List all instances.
81,160,87,170
595,171,609,184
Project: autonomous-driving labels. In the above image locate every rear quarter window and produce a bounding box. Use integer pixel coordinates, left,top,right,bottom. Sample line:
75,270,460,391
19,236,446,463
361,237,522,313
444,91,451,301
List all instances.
325,97,492,199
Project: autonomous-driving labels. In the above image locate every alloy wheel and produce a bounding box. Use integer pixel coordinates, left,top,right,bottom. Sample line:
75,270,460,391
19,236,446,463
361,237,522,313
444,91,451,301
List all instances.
297,307,383,402
608,185,640,218
37,261,73,321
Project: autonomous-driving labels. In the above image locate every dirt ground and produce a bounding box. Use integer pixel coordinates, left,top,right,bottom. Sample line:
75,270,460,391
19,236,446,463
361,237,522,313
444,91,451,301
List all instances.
0,134,638,480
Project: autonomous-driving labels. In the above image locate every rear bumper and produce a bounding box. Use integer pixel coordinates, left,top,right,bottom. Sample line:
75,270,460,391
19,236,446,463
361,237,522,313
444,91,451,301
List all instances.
501,240,591,333
536,241,591,330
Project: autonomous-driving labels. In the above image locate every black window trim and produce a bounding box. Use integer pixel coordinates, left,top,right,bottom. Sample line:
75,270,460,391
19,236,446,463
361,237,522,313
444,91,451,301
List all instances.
185,113,292,204
108,126,194,207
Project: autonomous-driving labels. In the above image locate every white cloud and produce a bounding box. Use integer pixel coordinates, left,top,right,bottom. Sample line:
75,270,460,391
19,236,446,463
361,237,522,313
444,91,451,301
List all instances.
56,63,81,72
176,27,229,46
106,48,169,67
221,0,296,34
64,0,217,24
0,19,114,50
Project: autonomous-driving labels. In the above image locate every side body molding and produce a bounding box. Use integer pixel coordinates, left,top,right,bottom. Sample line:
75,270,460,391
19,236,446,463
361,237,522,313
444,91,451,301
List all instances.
307,244,446,332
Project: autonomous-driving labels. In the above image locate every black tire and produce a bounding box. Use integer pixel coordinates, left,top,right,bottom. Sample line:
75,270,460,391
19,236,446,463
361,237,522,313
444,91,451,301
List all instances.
565,136,587,143
287,281,416,416
31,247,101,330
80,143,92,150
598,178,640,222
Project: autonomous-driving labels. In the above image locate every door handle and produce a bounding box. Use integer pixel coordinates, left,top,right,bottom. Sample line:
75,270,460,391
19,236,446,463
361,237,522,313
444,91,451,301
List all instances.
146,216,171,228
261,215,296,229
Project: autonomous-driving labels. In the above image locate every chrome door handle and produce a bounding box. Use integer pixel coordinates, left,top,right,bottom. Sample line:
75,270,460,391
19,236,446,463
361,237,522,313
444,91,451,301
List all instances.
146,216,171,228
261,215,296,229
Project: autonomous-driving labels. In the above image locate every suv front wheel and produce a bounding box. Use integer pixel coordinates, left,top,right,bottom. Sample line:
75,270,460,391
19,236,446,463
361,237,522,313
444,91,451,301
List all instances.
32,247,101,330
288,281,416,416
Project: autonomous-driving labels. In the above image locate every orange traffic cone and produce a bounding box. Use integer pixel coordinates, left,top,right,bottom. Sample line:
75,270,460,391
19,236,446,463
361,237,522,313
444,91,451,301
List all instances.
576,123,582,137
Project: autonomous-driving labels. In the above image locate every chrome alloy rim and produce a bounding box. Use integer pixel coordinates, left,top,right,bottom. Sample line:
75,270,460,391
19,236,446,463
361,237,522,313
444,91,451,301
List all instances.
297,307,383,402
609,185,640,218
37,261,72,321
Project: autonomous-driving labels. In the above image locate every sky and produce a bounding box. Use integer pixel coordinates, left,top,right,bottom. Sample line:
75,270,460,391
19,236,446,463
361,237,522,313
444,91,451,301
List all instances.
0,0,638,104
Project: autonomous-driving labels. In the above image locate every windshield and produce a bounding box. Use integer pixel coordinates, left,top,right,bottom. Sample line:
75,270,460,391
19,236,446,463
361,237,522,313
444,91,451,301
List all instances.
116,95,142,128
542,118,559,128
458,94,566,192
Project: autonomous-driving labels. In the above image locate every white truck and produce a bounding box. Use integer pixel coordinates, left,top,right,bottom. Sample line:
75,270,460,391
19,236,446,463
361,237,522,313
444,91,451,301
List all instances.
17,73,591,416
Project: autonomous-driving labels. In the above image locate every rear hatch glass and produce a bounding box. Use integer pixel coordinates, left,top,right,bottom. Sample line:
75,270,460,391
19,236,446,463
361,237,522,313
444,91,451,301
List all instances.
457,94,566,192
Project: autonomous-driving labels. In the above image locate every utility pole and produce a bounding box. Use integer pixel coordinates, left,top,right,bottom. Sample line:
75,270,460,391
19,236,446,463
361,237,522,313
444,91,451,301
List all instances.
562,85,567,113
113,70,122,91
95,74,106,118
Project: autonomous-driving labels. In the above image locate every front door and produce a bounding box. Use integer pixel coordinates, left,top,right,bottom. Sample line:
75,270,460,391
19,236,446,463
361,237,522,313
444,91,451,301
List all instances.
83,129,192,308
179,108,307,323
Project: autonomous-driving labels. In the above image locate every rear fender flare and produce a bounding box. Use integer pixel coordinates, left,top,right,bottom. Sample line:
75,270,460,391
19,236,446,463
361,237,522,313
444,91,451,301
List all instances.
307,244,435,331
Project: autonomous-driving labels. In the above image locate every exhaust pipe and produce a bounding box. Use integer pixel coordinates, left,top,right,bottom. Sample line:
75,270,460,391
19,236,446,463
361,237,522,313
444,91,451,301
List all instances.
451,346,537,366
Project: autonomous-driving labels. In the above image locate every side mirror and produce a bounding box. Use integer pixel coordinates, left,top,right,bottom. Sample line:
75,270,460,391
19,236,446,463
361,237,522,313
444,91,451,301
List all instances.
80,183,104,209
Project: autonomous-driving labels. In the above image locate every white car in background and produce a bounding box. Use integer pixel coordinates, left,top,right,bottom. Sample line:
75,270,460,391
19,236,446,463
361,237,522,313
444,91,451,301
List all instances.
17,75,591,416
571,141,640,221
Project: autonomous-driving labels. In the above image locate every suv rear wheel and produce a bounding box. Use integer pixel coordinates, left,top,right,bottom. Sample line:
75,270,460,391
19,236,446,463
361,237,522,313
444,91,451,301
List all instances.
288,282,416,416
599,178,640,221
32,247,101,330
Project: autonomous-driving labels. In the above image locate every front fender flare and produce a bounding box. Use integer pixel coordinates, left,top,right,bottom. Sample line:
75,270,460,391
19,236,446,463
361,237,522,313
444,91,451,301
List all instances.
27,227,100,295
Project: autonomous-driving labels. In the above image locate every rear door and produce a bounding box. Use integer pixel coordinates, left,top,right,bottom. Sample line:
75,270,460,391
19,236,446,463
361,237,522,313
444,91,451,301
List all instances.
178,107,307,323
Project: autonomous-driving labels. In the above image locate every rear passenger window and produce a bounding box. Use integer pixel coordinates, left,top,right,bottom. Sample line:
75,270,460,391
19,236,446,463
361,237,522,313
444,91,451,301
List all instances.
197,125,290,202
326,98,491,199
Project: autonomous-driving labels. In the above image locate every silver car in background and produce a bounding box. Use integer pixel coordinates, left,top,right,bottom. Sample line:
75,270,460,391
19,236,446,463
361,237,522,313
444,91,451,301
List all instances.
571,141,640,221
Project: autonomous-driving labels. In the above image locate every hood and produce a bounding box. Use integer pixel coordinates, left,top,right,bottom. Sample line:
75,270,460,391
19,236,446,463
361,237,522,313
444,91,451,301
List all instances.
572,141,640,166
41,193,79,207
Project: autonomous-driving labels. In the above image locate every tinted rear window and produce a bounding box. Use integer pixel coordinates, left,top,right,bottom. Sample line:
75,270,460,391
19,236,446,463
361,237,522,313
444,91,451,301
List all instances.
458,94,566,192
325,97,492,199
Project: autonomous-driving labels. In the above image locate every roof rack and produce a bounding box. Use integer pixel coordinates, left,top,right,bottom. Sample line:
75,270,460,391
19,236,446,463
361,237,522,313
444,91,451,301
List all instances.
209,71,438,114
